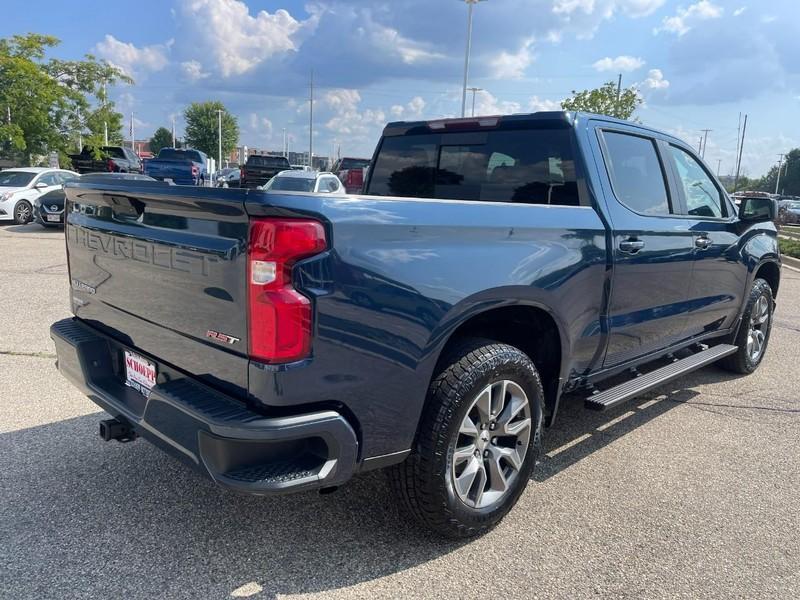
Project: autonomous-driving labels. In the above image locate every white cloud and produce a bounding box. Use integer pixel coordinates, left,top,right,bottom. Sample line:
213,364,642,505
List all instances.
323,89,386,137
733,6,747,17
554,0,665,18
529,96,563,112
641,68,670,89
471,90,521,116
178,0,313,77
93,35,170,78
593,55,645,72
390,96,427,119
366,23,444,65
656,1,724,36
490,38,535,79
180,60,209,82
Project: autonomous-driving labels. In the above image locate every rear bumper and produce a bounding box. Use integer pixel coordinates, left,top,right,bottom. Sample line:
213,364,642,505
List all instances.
50,318,358,495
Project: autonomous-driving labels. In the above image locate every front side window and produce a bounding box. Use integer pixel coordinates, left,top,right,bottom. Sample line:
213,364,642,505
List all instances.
367,128,580,205
668,145,723,218
602,131,671,216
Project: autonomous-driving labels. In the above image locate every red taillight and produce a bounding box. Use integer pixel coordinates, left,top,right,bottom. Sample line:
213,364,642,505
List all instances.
192,165,199,176
247,218,327,363
106,159,115,172
240,167,245,181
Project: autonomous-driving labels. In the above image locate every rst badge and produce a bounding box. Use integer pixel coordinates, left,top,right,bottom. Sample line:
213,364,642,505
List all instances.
206,330,240,345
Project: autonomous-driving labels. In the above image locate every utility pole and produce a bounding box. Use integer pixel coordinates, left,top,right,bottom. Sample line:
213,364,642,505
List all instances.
217,109,223,172
467,87,483,117
282,128,287,158
716,159,722,177
171,116,176,148
700,129,712,158
309,69,314,169
734,112,742,176
616,73,622,118
460,0,486,118
697,137,703,154
734,114,748,192
102,80,108,146
775,154,785,195
130,111,135,151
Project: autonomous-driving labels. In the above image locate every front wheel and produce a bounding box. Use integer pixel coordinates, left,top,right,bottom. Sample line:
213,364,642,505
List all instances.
719,278,774,374
13,200,32,224
389,339,543,538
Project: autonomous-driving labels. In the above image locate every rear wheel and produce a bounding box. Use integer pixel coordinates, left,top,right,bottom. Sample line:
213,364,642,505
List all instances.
719,278,774,374
13,200,32,224
389,339,543,538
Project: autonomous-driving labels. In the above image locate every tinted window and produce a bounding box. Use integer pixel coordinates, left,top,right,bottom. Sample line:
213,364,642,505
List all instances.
266,176,315,192
247,155,290,168
602,131,670,215
158,149,203,162
102,147,126,159
668,146,723,218
367,128,580,205
0,171,35,187
339,158,370,170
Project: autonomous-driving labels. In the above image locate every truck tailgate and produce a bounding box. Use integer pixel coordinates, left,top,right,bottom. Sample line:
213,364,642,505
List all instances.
145,160,192,181
64,182,250,398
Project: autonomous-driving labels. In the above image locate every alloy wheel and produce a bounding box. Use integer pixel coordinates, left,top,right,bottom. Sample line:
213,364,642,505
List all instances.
451,379,532,509
746,294,770,362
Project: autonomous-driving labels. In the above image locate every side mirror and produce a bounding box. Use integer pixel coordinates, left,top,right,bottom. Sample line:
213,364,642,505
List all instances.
35,182,48,190
739,197,776,223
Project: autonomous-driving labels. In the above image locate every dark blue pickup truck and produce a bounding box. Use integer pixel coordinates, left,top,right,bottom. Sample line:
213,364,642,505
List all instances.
143,147,208,185
52,112,780,538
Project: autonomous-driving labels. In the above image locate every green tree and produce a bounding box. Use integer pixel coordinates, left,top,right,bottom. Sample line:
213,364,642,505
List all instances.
752,148,800,196
149,126,174,155
0,33,131,165
183,101,238,160
561,81,642,120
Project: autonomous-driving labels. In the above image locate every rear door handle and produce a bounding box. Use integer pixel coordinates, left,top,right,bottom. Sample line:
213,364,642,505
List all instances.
619,238,645,254
695,235,711,250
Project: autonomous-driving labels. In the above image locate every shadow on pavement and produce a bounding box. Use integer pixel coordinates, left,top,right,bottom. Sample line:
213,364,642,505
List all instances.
535,364,748,482
0,413,464,599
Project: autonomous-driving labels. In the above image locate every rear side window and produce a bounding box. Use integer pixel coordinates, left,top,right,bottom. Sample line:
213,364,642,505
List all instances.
366,128,580,205
247,155,290,168
602,131,671,216
668,145,724,218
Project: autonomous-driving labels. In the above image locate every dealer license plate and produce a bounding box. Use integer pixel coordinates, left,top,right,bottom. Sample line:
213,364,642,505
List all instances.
46,214,60,222
124,350,157,398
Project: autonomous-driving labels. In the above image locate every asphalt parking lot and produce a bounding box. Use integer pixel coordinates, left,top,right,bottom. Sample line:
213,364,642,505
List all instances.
1,222,799,600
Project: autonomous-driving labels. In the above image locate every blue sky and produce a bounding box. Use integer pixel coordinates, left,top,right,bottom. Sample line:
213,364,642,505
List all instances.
3,0,798,176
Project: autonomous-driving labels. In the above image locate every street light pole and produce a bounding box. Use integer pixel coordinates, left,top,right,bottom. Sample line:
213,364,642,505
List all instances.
467,87,483,116
217,109,223,172
460,0,486,118
775,154,785,195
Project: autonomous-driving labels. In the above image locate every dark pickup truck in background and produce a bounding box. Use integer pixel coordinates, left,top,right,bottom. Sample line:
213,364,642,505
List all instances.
332,156,371,193
68,146,142,174
143,148,208,186
240,154,291,188
52,111,780,538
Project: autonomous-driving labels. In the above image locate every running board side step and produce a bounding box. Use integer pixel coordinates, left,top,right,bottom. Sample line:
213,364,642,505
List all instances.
585,344,737,411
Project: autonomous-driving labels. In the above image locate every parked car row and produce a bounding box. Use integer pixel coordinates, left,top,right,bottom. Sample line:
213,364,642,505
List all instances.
0,168,79,224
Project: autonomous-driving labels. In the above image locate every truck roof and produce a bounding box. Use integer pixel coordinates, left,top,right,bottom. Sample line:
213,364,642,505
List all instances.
382,110,684,146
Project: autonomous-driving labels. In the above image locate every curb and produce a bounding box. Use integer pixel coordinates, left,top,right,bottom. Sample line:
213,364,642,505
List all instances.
782,255,800,271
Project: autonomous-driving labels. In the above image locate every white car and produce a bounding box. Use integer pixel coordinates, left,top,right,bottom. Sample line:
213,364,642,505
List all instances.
261,170,347,195
0,167,80,224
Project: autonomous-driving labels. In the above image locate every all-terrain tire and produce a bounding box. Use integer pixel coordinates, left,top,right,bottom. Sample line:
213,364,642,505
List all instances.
718,278,774,374
389,338,543,538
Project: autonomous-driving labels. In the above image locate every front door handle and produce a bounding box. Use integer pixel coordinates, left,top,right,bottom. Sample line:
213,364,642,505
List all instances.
695,235,711,250
619,238,645,254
